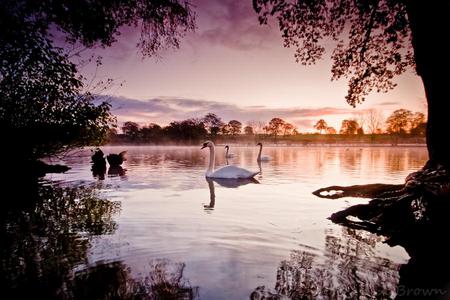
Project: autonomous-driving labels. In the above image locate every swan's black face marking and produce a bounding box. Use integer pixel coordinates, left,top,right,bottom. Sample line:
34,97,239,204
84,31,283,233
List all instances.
201,142,208,149
257,143,262,146
225,145,229,149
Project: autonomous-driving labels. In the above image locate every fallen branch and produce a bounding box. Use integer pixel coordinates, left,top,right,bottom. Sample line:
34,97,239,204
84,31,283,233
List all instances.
312,183,404,199
314,163,450,243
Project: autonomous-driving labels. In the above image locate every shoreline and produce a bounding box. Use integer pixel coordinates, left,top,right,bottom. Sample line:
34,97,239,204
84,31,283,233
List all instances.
103,143,427,148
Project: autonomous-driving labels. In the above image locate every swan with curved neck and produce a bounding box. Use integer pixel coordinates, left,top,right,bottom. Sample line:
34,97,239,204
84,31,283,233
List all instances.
201,141,259,179
224,145,235,158
257,142,271,162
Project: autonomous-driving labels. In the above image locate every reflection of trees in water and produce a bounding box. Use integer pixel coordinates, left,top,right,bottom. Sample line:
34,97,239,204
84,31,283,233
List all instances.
73,260,198,300
1,183,199,299
251,228,399,299
141,260,199,299
383,149,427,174
0,184,121,299
339,148,363,172
122,147,205,169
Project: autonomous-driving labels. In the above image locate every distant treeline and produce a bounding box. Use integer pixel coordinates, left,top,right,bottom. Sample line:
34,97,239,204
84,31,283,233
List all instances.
108,109,426,145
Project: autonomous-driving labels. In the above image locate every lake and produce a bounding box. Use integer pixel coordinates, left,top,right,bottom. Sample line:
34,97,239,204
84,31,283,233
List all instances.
2,145,428,299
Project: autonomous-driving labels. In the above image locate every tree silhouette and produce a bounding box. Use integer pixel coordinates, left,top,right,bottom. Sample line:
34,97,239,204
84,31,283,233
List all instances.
122,121,141,140
326,127,337,134
282,122,295,136
1,0,195,164
266,117,286,139
141,123,163,142
202,113,224,137
410,112,426,136
165,118,207,141
228,120,242,136
314,119,328,134
365,109,385,134
253,0,450,167
244,125,254,135
386,109,413,134
221,123,231,135
339,120,360,135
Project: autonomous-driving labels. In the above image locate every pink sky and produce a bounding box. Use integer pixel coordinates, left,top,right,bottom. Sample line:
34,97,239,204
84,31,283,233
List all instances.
83,0,425,132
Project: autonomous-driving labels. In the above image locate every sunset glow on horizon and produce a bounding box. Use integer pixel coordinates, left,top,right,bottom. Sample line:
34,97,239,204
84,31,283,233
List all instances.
84,0,426,131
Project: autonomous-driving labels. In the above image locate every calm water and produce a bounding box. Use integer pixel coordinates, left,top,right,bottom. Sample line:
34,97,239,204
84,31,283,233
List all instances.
3,145,428,299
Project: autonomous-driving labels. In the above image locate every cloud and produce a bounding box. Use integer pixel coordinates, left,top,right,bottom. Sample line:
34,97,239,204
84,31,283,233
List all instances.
99,95,354,130
189,0,280,51
93,0,280,61
377,101,400,106
291,118,315,129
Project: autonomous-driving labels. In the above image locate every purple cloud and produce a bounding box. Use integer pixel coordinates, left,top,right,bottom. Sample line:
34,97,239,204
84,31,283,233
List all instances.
99,95,354,130
190,0,279,51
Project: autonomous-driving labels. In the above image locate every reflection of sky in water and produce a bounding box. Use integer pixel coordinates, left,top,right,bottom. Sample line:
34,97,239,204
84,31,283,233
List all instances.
45,145,427,299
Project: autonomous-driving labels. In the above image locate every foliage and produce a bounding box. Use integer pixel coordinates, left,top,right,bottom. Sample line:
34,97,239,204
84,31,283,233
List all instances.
221,123,231,135
253,0,414,107
1,0,195,160
228,120,242,135
410,112,426,136
386,109,426,135
2,0,195,56
314,119,328,134
122,121,141,140
141,123,163,142
0,13,114,159
385,109,410,134
326,127,337,134
266,118,286,137
282,122,296,136
202,113,224,136
114,110,427,143
244,125,254,135
165,118,207,141
340,119,360,135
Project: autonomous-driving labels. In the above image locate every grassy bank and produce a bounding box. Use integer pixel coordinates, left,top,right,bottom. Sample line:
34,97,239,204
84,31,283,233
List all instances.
108,134,426,146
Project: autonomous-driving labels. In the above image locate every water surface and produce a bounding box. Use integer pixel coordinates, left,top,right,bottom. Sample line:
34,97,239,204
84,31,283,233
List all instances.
3,145,428,299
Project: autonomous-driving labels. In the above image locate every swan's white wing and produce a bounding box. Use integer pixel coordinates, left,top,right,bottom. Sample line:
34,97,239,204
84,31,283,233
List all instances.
212,177,259,188
209,165,259,179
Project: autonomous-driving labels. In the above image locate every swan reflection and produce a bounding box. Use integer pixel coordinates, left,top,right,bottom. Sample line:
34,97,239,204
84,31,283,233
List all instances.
204,178,215,210
204,177,259,211
108,166,127,178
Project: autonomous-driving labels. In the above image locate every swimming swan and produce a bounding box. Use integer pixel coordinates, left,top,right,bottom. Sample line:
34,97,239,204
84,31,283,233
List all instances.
257,143,271,162
224,145,235,158
107,151,127,167
201,141,259,179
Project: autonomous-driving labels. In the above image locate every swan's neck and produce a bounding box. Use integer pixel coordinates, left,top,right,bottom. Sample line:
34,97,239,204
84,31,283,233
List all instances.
206,145,215,176
225,147,229,157
257,144,262,161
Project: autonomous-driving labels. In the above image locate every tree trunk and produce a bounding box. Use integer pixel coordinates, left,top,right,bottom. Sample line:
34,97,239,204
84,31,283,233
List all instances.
406,0,450,168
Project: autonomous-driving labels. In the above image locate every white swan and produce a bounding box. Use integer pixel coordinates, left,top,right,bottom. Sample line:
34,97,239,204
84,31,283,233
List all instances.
257,142,271,162
224,145,235,158
201,141,259,179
